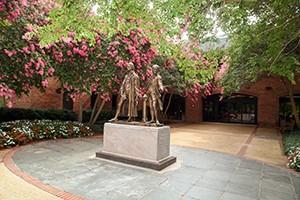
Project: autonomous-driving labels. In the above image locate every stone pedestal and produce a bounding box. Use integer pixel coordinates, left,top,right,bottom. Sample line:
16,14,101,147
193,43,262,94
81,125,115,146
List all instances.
96,123,176,170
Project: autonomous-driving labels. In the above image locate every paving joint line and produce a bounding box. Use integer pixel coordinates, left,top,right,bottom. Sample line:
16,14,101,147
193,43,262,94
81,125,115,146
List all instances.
237,126,258,157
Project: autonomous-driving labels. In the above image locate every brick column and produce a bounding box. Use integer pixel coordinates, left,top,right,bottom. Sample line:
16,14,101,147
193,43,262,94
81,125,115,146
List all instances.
185,94,203,122
257,92,278,127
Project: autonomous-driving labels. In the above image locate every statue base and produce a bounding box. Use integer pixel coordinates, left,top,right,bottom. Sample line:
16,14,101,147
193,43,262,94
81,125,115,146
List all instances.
96,123,176,170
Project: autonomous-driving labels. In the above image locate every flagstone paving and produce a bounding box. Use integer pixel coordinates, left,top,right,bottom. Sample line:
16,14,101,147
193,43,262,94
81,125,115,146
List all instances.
12,137,300,200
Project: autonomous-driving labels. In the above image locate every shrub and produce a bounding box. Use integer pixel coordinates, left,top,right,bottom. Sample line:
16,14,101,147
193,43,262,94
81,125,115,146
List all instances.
282,130,300,172
0,108,77,122
0,120,93,148
82,110,114,123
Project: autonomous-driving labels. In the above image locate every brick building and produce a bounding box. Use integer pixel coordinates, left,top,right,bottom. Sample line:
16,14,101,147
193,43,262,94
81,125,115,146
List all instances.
12,76,300,127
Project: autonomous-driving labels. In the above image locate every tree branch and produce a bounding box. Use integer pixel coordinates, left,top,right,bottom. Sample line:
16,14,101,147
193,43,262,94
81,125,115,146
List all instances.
257,14,300,37
285,38,300,56
270,32,300,68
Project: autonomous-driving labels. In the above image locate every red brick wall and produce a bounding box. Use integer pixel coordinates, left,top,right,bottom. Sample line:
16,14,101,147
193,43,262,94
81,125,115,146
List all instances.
73,95,113,113
185,93,203,122
240,76,300,127
184,76,300,127
14,78,63,110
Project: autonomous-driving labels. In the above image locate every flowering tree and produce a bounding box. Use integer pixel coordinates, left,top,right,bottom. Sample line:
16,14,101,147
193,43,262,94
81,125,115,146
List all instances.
36,0,225,96
46,32,113,122
1,0,223,125
47,29,156,123
0,0,56,107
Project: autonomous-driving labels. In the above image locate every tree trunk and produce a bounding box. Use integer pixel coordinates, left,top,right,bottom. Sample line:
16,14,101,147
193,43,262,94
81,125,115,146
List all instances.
162,92,166,104
88,94,100,125
164,93,173,118
282,77,300,128
78,98,83,123
91,100,106,125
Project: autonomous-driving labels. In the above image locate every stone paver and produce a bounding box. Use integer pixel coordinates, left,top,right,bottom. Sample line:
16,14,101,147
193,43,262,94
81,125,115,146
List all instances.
12,137,299,200
171,123,287,166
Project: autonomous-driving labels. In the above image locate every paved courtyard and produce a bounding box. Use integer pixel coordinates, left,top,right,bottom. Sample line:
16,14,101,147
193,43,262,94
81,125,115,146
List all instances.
12,137,300,200
171,123,286,166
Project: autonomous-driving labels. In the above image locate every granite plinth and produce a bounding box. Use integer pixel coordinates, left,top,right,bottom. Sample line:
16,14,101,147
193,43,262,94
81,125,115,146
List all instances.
96,123,176,170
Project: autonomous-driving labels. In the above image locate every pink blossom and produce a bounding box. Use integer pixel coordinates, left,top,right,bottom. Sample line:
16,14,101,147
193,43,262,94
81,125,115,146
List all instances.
130,30,136,36
41,79,48,88
111,41,120,46
26,24,33,32
38,69,44,76
81,44,88,51
67,50,72,56
96,38,101,46
44,44,52,49
6,101,13,108
21,0,28,6
47,67,55,75
38,58,45,68
0,2,4,12
29,44,35,51
77,50,87,57
25,71,33,77
62,36,72,44
116,60,125,67
22,46,30,54
4,49,16,57
140,37,148,45
123,38,130,44
0,84,16,107
146,68,153,77
68,32,76,38
34,61,40,69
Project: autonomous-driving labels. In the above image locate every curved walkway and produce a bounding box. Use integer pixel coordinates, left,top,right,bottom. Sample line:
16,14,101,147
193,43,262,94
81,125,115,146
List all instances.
8,138,300,200
0,150,60,200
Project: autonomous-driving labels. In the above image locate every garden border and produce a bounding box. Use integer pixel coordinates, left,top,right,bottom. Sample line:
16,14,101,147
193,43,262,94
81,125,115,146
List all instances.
3,147,86,200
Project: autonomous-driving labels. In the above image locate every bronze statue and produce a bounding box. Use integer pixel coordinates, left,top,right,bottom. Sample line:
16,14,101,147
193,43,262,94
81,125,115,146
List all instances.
109,62,140,122
143,64,164,125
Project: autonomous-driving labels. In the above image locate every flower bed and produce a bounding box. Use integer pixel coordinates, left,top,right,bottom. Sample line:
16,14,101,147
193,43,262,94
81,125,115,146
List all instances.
283,130,300,172
0,120,93,148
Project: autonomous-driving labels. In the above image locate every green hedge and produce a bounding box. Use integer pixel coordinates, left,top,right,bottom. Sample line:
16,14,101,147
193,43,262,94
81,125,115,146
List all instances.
0,108,77,122
82,110,114,123
282,130,300,172
0,120,93,148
